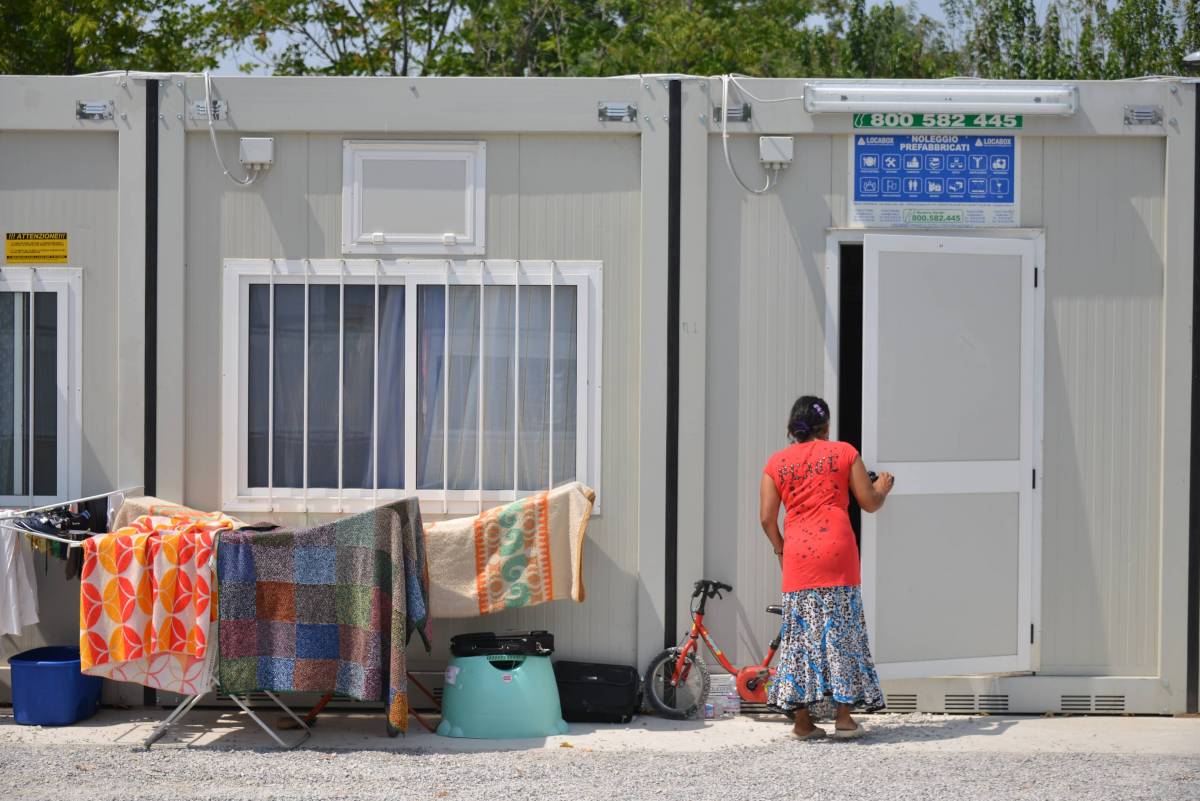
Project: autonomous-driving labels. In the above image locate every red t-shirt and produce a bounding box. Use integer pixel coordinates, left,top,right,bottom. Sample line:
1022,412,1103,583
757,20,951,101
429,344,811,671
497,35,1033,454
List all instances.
763,440,861,592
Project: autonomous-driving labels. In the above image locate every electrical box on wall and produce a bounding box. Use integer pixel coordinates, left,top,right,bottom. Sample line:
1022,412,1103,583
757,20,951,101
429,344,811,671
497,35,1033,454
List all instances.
239,137,275,167
759,136,794,169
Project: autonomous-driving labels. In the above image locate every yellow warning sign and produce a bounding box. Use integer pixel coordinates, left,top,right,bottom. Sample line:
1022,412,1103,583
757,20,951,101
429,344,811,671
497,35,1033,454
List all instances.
5,233,68,264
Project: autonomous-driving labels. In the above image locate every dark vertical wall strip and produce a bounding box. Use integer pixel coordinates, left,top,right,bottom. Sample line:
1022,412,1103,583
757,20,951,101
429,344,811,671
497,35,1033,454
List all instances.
664,80,682,649
143,80,160,708
838,244,865,550
144,81,159,500
1187,92,1200,714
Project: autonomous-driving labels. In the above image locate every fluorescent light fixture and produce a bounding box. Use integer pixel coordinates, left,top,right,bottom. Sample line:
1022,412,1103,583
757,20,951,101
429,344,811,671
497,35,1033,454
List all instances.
803,82,1078,116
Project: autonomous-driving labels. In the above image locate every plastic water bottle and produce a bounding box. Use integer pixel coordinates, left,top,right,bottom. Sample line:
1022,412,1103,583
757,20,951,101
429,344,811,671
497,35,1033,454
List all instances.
723,692,741,717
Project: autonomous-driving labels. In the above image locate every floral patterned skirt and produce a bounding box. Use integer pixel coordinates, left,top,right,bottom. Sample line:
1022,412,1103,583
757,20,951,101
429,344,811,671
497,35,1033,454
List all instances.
767,585,885,713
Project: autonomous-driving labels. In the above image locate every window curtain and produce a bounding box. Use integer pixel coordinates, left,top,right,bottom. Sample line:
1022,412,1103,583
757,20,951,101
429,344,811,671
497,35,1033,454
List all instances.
248,283,404,490
417,283,577,493
0,291,56,497
247,278,578,495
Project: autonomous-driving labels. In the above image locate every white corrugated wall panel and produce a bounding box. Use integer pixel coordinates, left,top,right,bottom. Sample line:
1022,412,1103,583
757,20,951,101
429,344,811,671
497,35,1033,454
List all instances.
184,132,641,666
424,134,641,666
703,135,835,666
0,131,120,700
1039,136,1165,675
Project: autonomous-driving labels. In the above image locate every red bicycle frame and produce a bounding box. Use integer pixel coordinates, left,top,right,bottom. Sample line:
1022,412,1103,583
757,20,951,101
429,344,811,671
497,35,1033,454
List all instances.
669,580,784,703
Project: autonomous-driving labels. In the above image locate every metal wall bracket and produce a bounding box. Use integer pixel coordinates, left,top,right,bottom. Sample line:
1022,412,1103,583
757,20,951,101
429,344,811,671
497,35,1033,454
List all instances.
75,100,114,120
1124,105,1163,126
713,103,752,123
190,99,229,121
598,102,638,122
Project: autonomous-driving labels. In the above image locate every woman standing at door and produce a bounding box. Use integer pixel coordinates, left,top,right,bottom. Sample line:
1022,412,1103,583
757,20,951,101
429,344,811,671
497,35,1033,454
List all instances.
759,395,894,740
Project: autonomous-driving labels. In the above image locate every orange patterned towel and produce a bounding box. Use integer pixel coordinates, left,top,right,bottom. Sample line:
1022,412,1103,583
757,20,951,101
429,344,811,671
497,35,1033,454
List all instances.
424,482,595,618
79,509,239,695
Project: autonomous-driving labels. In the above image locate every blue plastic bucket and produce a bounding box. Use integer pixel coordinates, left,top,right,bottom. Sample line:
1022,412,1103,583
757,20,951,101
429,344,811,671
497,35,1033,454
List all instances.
9,646,102,726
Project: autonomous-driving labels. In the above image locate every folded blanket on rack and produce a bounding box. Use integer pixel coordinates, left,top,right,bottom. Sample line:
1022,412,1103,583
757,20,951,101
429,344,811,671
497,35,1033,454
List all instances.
424,482,595,618
110,496,237,533
217,498,431,733
80,508,242,696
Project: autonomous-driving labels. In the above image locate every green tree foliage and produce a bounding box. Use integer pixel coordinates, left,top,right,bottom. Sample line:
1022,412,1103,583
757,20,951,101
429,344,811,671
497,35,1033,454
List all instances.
837,0,957,77
3,0,1199,79
946,0,1198,78
0,0,214,74
1038,4,1070,79
200,0,461,75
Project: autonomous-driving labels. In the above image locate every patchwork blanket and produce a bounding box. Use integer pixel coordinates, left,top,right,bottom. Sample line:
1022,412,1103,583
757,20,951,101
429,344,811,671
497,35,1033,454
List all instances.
424,482,595,618
217,499,430,732
80,508,240,696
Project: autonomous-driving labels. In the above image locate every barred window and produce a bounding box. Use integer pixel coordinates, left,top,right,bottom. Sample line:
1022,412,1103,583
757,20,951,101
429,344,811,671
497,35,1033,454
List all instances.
222,259,600,515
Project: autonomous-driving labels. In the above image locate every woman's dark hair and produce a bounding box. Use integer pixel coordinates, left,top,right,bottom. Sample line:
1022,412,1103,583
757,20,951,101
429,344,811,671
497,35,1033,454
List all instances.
787,395,831,442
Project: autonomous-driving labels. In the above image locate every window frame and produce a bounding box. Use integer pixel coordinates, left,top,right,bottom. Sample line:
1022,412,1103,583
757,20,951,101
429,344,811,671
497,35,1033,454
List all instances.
0,266,82,508
221,258,602,515
341,140,487,256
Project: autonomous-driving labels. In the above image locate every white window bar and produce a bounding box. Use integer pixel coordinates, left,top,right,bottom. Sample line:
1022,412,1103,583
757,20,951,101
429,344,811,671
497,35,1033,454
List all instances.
337,259,345,513
372,259,381,509
404,263,417,505
267,259,276,513
548,260,556,493
513,261,521,497
302,259,310,517
26,271,36,506
477,261,485,515
442,260,450,514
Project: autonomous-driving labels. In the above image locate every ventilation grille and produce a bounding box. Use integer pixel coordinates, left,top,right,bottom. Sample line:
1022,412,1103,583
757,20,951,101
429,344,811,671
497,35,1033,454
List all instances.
977,694,1009,713
885,693,917,713
1058,694,1127,714
1060,695,1092,713
215,691,274,704
944,693,976,713
943,693,1009,713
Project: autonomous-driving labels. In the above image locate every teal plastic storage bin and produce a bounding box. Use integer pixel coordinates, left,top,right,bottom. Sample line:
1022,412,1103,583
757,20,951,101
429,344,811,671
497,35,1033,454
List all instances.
10,646,102,726
437,653,569,739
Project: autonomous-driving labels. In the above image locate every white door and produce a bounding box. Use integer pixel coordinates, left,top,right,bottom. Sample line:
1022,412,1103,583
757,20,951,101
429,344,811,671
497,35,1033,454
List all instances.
860,234,1040,679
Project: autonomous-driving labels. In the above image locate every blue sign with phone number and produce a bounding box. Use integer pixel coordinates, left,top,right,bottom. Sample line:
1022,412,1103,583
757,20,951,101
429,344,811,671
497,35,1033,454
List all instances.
853,134,1015,204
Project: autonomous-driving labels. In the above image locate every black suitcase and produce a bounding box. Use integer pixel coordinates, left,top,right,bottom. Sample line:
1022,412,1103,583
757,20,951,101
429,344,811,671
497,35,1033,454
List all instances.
553,660,643,723
449,630,555,658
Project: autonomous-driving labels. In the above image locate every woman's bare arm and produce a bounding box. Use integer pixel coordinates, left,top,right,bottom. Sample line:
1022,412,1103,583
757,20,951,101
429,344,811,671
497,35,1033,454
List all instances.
759,473,785,566
849,456,894,513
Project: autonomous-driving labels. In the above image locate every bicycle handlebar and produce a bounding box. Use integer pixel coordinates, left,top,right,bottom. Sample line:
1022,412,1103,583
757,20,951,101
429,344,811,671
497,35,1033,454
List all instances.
692,579,733,599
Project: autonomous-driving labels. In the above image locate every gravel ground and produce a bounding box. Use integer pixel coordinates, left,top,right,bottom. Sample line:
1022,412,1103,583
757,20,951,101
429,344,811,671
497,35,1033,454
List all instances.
1,714,1197,801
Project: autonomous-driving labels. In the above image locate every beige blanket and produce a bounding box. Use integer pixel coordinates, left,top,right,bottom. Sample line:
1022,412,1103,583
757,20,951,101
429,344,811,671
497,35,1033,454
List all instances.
425,482,595,618
110,496,244,532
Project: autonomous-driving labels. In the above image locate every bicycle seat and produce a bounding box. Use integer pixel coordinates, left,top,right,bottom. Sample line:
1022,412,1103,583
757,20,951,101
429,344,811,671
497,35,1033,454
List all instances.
765,604,783,616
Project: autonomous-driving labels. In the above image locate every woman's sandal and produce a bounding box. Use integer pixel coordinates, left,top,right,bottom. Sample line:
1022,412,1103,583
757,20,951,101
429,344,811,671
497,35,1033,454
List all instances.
788,727,828,741
833,723,865,740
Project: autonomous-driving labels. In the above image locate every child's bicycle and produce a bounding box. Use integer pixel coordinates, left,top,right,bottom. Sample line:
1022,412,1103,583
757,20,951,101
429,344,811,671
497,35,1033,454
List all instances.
643,578,786,719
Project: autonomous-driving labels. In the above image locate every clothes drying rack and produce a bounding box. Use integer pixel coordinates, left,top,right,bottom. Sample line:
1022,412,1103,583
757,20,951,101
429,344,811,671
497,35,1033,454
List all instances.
4,490,435,748
0,487,312,750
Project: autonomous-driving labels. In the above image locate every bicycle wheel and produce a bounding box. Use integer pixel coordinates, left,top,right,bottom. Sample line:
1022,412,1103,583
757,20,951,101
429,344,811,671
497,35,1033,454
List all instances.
643,648,710,720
